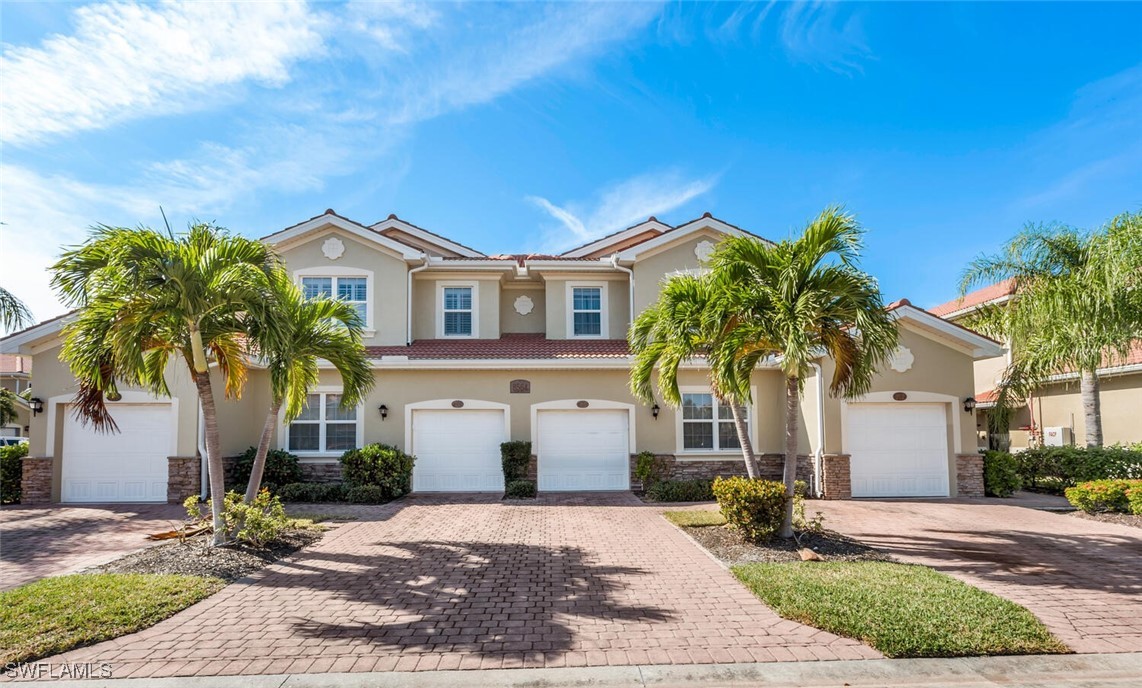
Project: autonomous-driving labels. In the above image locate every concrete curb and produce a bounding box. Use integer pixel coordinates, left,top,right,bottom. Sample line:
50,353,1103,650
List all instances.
14,653,1142,687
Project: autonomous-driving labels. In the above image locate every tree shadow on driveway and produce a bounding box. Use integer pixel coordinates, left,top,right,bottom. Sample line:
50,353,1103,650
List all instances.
259,538,676,657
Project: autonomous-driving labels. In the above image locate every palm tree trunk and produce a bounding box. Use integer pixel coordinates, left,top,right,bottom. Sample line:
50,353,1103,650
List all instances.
192,371,228,546
245,401,282,503
780,375,799,539
1080,369,1102,448
728,402,760,479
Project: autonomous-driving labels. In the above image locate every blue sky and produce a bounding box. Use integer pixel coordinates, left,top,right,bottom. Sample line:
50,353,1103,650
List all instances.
2,1,1140,327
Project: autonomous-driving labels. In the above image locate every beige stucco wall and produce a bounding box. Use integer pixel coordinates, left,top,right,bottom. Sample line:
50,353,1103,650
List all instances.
412,275,502,340
973,354,1007,396
1032,372,1142,446
543,277,630,340
631,229,725,315
500,287,546,334
278,227,409,346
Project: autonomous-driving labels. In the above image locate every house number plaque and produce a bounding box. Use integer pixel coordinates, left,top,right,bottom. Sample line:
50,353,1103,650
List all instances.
510,379,531,394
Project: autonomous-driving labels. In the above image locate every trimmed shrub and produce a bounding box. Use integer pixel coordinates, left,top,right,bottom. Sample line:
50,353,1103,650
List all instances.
0,442,28,505
645,479,714,502
1064,479,1141,514
346,485,389,504
1127,486,1142,516
634,451,669,489
711,476,787,543
501,441,532,484
185,489,290,547
1015,445,1142,493
277,482,347,503
505,479,537,499
230,447,303,493
983,451,1022,498
340,444,415,498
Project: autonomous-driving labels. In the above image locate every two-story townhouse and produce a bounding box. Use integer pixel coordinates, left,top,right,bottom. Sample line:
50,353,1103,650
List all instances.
930,283,1142,450
2,210,1003,504
0,354,32,437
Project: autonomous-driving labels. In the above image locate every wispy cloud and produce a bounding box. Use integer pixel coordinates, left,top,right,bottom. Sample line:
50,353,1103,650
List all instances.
779,1,871,75
529,169,718,250
1,1,326,145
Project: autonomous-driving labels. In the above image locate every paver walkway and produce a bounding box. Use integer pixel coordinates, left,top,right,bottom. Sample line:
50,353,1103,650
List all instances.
811,497,1142,654
34,493,877,679
0,504,186,590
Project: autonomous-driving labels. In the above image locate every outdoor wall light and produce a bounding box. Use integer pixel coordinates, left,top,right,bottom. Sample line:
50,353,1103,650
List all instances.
29,397,44,416
963,397,977,414
378,404,389,420
651,403,660,420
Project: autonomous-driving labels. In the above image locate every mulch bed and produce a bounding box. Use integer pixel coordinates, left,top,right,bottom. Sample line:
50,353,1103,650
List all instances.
1069,511,1142,529
682,525,892,566
88,528,323,582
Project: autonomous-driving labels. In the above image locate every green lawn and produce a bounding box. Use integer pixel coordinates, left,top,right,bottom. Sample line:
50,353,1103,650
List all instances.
733,561,1067,658
663,510,727,527
0,573,225,666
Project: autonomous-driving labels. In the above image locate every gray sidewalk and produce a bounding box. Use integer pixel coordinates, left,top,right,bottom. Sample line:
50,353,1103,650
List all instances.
16,653,1142,687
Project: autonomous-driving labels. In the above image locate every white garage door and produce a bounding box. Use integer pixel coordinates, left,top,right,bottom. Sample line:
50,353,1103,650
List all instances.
847,403,950,497
61,404,171,503
537,410,630,491
411,409,506,492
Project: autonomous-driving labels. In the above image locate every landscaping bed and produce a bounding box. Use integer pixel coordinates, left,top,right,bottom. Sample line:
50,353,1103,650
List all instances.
1069,510,1142,529
733,561,1067,658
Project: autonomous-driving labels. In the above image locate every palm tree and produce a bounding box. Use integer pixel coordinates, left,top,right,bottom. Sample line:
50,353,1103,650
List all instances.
0,389,18,428
243,273,375,502
962,211,1142,447
51,223,281,545
709,206,898,538
629,272,762,478
0,286,33,332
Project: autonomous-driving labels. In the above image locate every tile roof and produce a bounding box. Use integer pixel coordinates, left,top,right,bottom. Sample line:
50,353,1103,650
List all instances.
0,354,30,374
929,279,1016,317
367,333,630,359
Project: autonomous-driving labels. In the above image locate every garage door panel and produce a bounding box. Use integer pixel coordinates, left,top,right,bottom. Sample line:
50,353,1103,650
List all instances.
537,410,629,492
412,409,505,492
847,403,950,498
62,404,171,503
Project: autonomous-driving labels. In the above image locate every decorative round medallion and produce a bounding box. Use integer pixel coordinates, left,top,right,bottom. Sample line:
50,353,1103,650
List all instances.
514,294,534,316
888,345,914,373
694,240,715,263
322,237,345,260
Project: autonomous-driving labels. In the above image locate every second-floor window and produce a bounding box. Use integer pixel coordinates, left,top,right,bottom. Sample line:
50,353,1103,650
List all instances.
301,276,369,325
442,285,474,337
568,282,607,337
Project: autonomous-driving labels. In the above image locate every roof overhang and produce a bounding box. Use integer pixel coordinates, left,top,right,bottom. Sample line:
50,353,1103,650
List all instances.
614,215,771,263
370,216,485,258
263,212,425,261
0,312,74,354
560,219,673,258
892,304,1005,359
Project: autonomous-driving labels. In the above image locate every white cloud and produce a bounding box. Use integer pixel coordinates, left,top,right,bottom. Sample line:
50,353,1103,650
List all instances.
1,1,326,145
529,170,718,251
779,1,871,75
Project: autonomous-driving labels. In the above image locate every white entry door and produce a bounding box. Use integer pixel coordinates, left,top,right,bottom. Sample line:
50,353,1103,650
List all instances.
411,409,506,492
61,404,172,503
847,403,951,497
536,410,630,491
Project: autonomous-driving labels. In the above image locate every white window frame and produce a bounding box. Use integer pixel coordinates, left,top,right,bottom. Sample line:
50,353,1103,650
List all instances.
293,266,375,335
674,386,758,455
566,281,608,338
437,281,479,338
279,387,364,458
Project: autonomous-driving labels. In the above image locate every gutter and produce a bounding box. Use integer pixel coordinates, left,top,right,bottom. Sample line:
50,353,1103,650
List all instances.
198,404,208,500
406,256,429,346
610,254,635,325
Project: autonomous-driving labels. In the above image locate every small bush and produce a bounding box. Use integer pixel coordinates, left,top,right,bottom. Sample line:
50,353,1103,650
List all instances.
340,444,415,498
1127,486,1142,516
230,447,303,493
711,476,787,543
186,489,290,547
1064,479,1141,514
505,479,537,499
345,485,389,504
645,479,714,502
501,441,532,484
0,442,28,505
277,482,347,503
983,451,1022,497
634,451,670,489
1014,445,1142,493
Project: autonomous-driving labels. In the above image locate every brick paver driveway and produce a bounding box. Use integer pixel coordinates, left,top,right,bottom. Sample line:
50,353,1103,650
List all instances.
0,504,186,590
813,497,1142,654
39,493,877,679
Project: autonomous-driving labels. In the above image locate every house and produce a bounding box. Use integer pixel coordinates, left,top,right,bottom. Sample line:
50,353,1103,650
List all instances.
930,283,1142,450
1,210,1003,504
0,354,32,438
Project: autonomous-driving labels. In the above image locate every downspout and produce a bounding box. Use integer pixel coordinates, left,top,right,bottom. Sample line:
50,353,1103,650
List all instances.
406,254,430,346
610,254,635,325
198,404,208,500
810,362,826,498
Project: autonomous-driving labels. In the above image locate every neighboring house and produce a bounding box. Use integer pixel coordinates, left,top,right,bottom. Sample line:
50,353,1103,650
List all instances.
930,283,1142,450
1,210,1002,504
0,354,31,437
